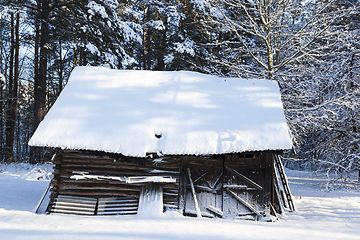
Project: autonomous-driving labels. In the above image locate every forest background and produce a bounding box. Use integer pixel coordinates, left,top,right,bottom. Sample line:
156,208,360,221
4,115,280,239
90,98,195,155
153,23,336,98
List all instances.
0,0,359,187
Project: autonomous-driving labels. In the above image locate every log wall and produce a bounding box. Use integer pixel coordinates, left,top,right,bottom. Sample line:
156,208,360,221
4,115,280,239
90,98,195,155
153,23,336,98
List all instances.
48,149,181,213
48,149,278,218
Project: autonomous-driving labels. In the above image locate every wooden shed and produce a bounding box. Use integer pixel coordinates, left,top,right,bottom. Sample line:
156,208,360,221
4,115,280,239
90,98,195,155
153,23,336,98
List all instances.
29,67,293,220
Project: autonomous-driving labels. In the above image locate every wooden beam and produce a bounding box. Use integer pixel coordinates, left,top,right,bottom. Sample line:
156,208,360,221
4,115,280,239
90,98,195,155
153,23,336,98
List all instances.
35,180,52,213
178,156,188,211
206,205,223,218
225,166,263,190
226,189,262,218
187,168,202,218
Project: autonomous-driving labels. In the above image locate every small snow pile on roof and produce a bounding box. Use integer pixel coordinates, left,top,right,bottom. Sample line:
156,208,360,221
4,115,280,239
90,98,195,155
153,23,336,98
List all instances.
29,66,292,157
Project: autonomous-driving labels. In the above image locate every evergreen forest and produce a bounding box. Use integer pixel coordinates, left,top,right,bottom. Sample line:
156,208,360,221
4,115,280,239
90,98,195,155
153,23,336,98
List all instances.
0,0,359,186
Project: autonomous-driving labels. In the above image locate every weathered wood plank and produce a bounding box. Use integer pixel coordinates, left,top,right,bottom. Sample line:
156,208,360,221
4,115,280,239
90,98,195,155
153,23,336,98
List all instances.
96,197,139,215
57,190,140,198
187,168,201,218
60,160,181,171
178,156,188,212
59,168,179,178
224,184,248,190
56,194,97,202
98,203,138,208
54,201,96,208
225,166,263,191
226,189,262,218
97,211,137,215
58,184,141,191
206,205,223,218
50,194,97,215
58,179,179,191
51,209,95,215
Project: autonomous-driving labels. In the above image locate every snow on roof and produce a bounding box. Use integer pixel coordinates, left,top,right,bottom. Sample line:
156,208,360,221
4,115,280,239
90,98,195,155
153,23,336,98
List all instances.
29,66,292,157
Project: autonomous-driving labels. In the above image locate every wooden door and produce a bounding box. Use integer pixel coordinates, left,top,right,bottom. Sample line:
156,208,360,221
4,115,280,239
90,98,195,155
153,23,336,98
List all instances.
222,154,268,219
183,154,271,219
184,156,223,218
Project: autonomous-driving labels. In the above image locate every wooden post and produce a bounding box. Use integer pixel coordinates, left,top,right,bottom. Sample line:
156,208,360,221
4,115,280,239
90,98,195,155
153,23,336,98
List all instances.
178,156,188,212
187,168,201,218
35,180,51,213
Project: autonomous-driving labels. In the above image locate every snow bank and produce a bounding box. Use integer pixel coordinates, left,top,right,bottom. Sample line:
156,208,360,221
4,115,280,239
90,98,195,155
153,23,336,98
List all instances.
0,163,53,181
137,185,164,218
1,166,360,240
0,163,52,213
29,66,292,157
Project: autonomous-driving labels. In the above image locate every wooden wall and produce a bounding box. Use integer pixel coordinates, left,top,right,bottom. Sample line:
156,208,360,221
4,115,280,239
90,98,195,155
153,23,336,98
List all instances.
48,149,181,214
48,149,277,218
182,152,274,219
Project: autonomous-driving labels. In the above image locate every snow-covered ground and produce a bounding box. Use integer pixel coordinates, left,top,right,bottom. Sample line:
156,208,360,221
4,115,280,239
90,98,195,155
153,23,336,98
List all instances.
0,163,359,240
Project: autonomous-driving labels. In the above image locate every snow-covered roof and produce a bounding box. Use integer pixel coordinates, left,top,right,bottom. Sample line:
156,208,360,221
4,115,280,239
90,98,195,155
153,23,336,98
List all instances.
29,66,292,157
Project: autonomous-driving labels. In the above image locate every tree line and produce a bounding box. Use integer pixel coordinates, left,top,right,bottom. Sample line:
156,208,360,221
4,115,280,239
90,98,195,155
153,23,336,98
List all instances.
0,0,359,185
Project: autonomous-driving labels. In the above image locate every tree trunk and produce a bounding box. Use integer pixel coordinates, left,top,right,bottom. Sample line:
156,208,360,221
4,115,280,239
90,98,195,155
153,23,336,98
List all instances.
29,22,40,163
145,8,152,70
4,13,16,163
79,32,86,66
36,0,48,128
34,22,39,94
142,6,148,70
13,12,20,162
0,73,4,162
31,0,49,164
58,10,63,94
155,16,167,71
59,37,63,94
